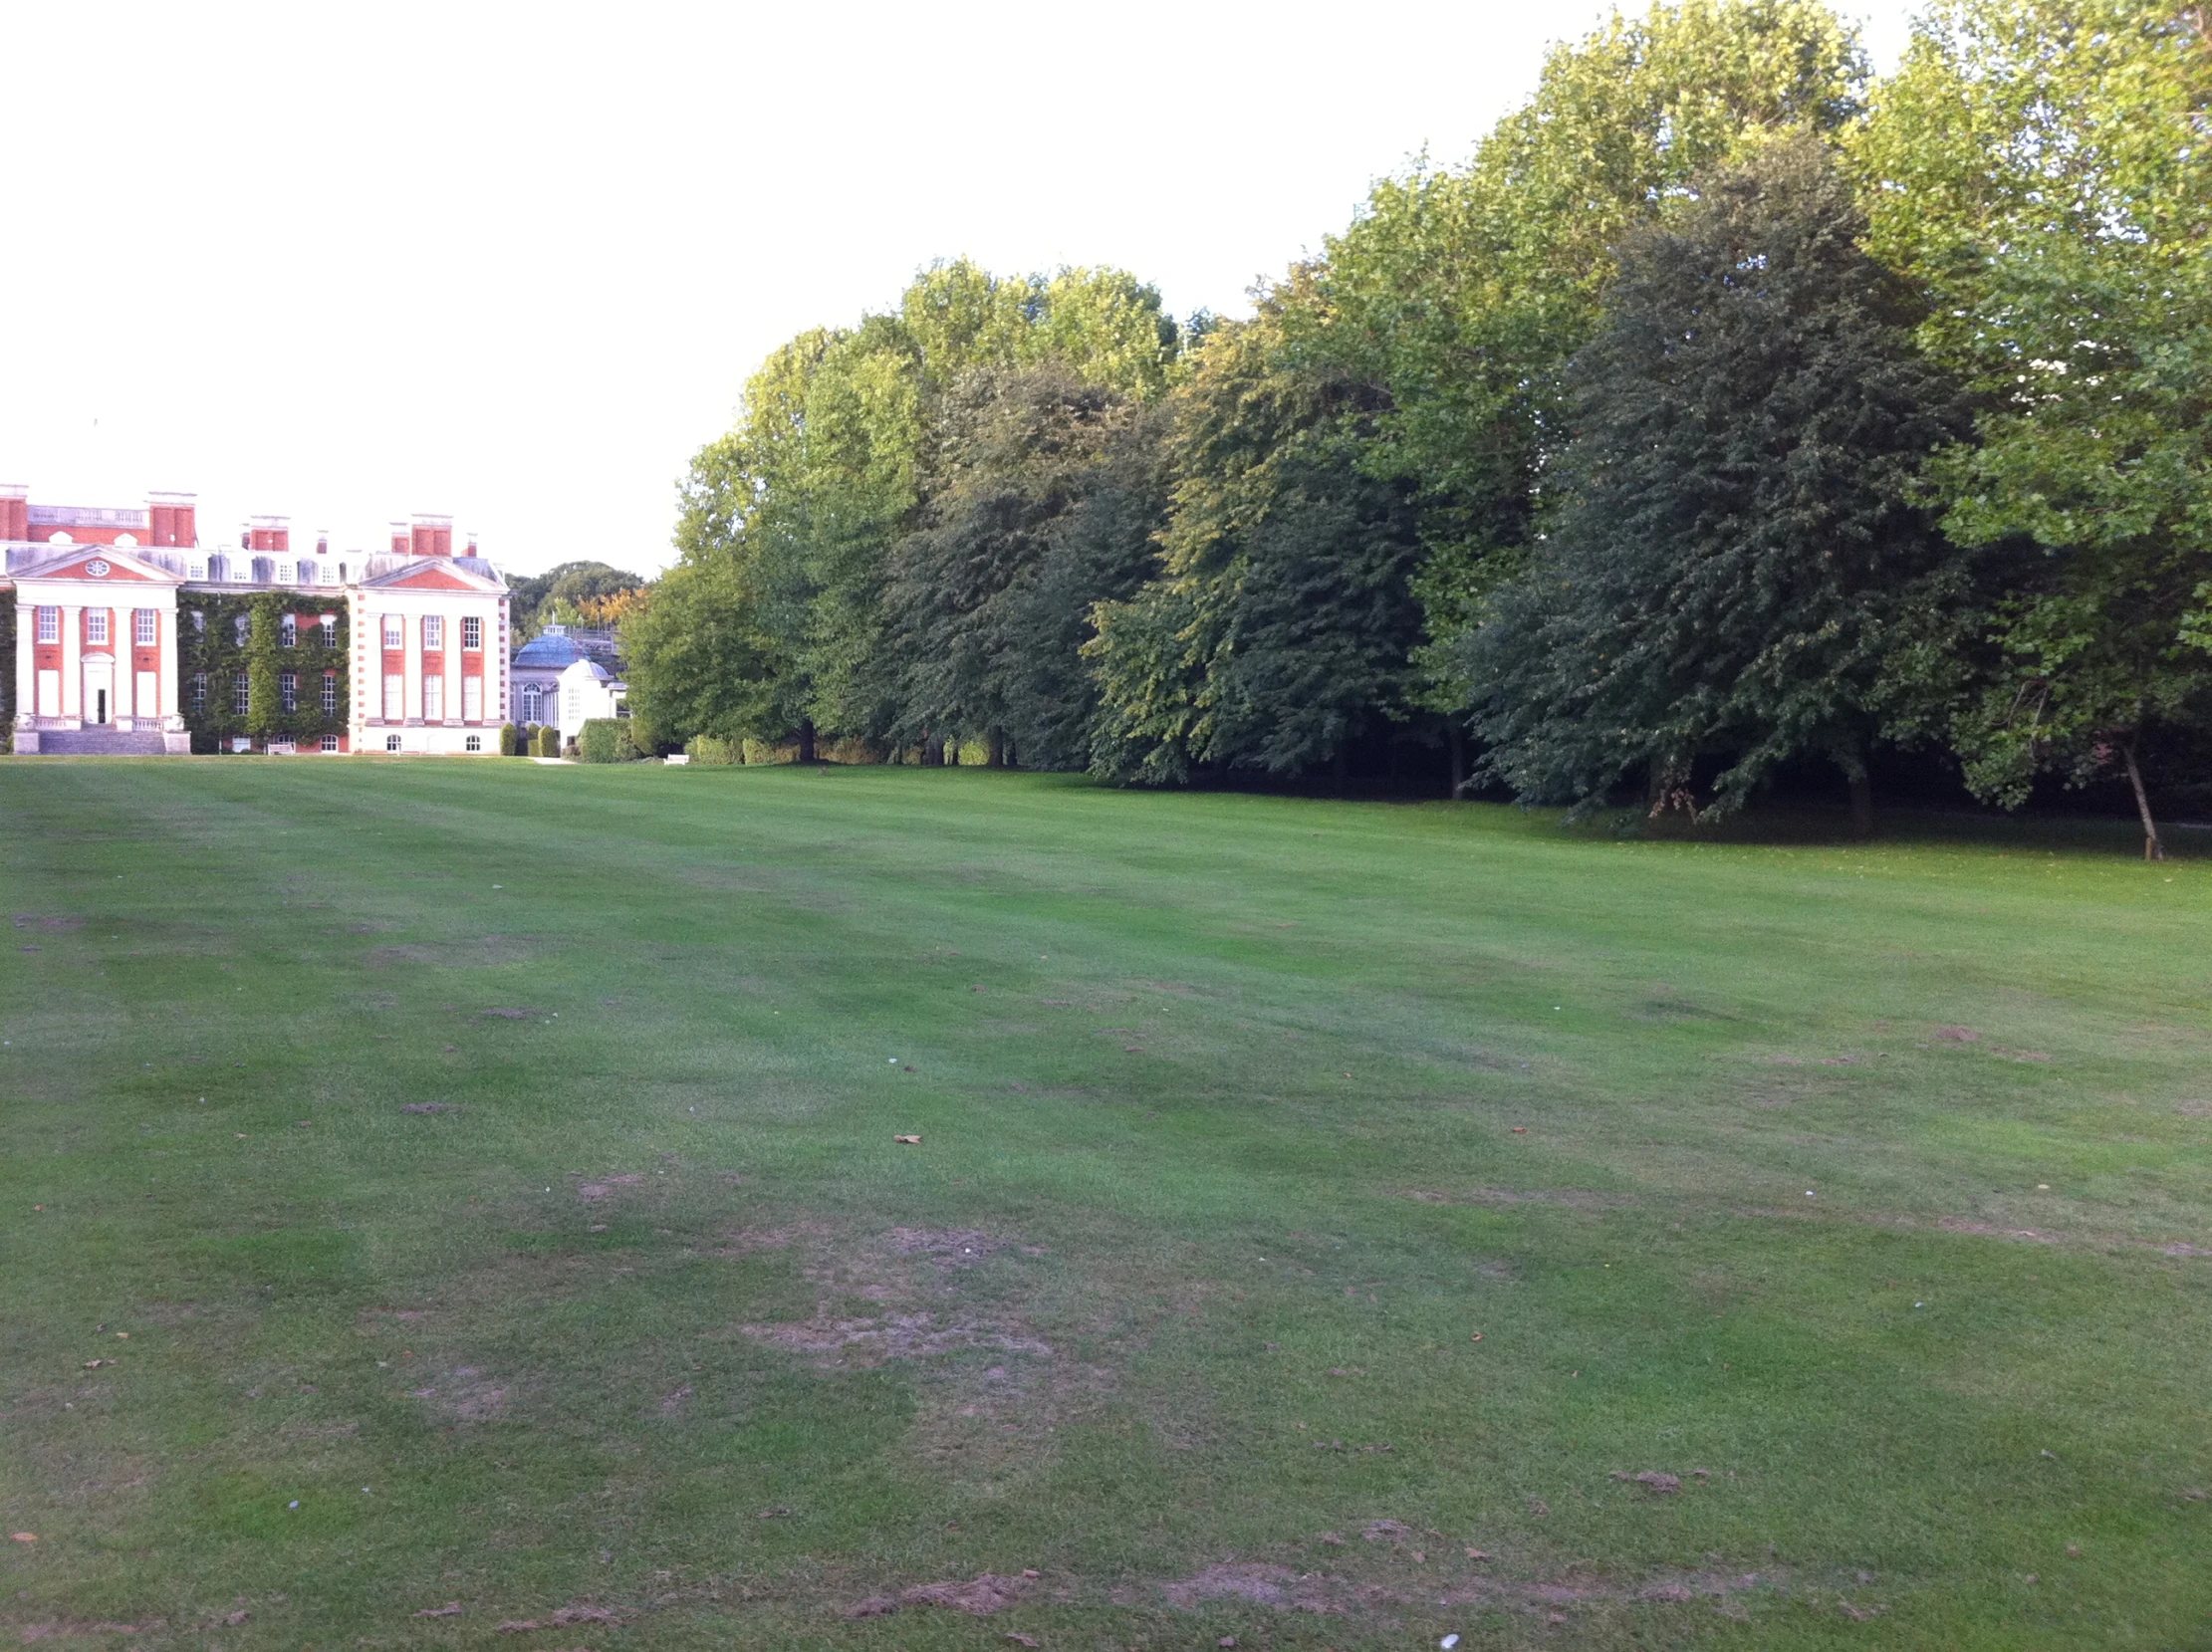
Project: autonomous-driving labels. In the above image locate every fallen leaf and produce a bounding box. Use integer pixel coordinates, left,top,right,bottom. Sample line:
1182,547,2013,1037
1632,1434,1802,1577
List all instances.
1633,1471,1682,1495
757,1507,792,1519
1318,1532,1346,1546
222,1609,251,1625
10,1533,35,1543
893,1135,922,1145
1527,1498,1550,1518
1004,1636,1040,1649
1511,1125,1527,1133
1469,1332,1483,1342
1465,1547,1491,1560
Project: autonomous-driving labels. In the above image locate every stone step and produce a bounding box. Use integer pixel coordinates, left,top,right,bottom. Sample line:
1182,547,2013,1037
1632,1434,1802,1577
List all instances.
28,729,171,756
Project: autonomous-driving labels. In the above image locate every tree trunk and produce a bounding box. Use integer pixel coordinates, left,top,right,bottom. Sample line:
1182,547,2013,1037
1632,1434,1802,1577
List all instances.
1831,736,1873,839
986,727,1005,769
1332,744,1349,797
2121,735,2166,860
797,719,817,765
919,730,939,767
1448,724,1467,799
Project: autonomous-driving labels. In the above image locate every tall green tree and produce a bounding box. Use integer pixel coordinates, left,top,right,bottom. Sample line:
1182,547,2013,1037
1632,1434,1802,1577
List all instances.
1463,135,1967,832
1854,0,2212,856
645,262,1184,755
1320,0,1869,706
880,364,1167,770
1088,278,1426,785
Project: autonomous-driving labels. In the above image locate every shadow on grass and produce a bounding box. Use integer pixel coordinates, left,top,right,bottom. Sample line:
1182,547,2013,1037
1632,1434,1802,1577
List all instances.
1538,802,2209,859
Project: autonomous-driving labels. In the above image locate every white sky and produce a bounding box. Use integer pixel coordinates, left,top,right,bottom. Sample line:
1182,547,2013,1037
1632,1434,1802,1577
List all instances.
2,1,1920,578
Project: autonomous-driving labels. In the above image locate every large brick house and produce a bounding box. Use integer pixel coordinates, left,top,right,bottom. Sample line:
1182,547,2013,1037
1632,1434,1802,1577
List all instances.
3,485,510,756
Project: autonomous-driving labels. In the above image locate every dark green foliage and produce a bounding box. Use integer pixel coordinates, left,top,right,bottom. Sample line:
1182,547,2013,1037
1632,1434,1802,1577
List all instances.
1464,136,1966,825
879,365,1169,770
506,562,645,640
533,724,561,759
177,593,350,753
0,590,14,754
1090,289,1427,783
499,723,522,757
577,718,642,764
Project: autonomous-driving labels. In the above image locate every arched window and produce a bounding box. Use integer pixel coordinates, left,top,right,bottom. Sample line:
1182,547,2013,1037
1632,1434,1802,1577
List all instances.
519,683,542,723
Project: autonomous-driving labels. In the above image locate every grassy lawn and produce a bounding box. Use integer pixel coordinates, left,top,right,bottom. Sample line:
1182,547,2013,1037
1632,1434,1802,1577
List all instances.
3,759,2208,1650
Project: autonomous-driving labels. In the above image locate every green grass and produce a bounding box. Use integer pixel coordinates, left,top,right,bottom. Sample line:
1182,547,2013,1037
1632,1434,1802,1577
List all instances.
2,759,2208,1650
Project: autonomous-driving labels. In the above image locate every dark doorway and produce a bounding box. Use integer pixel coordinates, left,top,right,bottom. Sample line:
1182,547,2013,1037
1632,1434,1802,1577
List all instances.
94,689,108,724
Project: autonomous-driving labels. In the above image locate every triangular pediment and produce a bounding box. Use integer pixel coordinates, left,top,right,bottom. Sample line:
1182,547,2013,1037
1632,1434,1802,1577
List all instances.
11,545,181,585
361,559,503,593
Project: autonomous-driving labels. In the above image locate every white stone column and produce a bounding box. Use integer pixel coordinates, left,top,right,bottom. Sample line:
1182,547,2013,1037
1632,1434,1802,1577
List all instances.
119,620,136,721
159,607,178,716
60,605,82,717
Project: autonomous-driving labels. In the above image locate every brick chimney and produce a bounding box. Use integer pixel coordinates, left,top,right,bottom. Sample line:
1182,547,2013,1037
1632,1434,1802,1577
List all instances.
146,491,197,547
248,515,291,553
465,531,478,557
316,530,329,557
411,513,454,558
389,521,409,556
0,484,26,542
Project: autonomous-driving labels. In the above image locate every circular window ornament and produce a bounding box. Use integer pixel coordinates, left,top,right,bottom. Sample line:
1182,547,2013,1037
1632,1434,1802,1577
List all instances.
85,559,112,577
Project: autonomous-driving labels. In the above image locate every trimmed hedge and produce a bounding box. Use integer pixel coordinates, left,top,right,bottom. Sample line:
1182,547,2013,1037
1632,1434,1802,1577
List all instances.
533,724,562,758
686,735,741,766
577,718,643,763
500,722,522,756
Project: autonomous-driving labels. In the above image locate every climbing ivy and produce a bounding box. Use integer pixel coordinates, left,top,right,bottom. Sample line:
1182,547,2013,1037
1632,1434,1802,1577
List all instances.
177,591,350,753
0,590,14,754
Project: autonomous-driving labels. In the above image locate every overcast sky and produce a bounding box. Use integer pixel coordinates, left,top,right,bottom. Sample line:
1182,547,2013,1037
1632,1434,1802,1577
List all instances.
3,1,1920,578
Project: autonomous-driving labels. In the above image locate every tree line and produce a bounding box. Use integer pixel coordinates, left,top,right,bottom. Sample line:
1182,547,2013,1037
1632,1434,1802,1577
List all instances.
626,0,2211,855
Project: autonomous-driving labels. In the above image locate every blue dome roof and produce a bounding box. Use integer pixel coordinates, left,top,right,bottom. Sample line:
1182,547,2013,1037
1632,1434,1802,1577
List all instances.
513,632,590,668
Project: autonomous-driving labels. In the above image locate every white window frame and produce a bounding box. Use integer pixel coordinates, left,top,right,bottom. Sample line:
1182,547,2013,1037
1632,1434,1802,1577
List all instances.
279,671,298,712
422,613,443,650
385,733,402,753
461,614,482,650
423,673,444,722
464,734,482,753
191,673,207,711
319,614,336,645
87,610,110,646
382,674,403,720
322,672,338,713
36,605,58,643
321,734,340,751
233,675,250,715
133,608,157,646
280,614,297,648
381,613,402,649
462,675,482,723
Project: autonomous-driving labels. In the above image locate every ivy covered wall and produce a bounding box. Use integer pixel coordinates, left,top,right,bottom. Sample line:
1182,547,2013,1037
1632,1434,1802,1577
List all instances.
0,590,14,755
177,591,351,753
